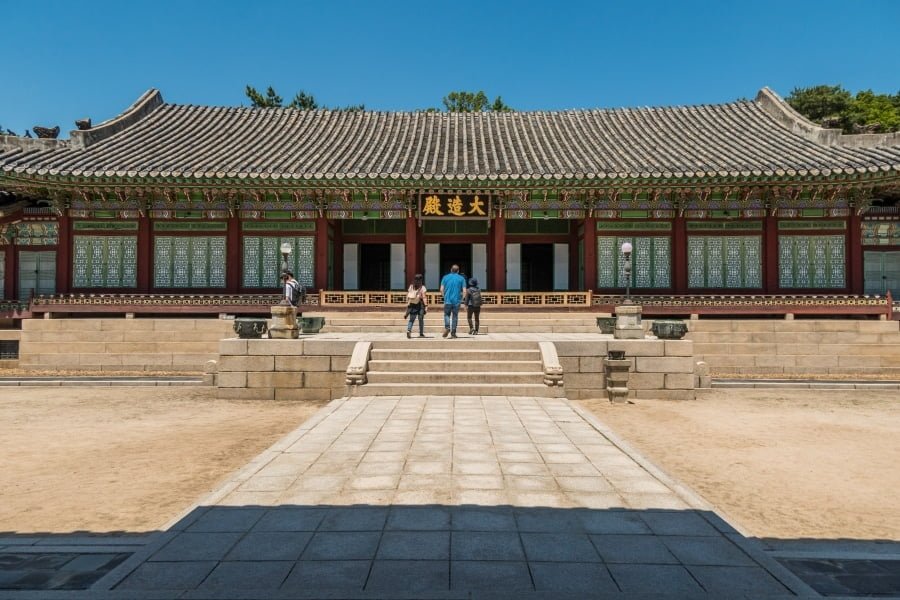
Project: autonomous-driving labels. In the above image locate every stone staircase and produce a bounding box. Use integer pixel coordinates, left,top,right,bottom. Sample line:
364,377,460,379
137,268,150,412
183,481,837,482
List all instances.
688,319,900,377
316,311,597,334
359,340,564,397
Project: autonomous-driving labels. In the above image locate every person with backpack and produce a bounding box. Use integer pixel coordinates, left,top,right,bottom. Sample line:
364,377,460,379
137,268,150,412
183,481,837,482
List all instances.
465,277,482,335
405,273,427,338
439,265,467,339
281,270,304,308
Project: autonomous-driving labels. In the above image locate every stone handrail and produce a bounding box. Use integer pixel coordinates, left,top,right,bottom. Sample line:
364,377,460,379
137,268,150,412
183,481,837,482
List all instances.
538,341,564,387
345,341,372,386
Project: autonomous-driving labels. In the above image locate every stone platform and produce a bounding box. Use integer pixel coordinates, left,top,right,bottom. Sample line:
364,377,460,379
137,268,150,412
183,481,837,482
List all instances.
214,332,700,402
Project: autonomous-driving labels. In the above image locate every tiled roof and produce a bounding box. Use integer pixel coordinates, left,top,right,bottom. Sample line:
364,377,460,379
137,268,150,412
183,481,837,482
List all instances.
1,88,899,183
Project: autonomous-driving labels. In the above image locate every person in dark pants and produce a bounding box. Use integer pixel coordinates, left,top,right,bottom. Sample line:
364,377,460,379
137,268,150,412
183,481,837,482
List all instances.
465,277,482,335
439,264,466,338
405,274,427,338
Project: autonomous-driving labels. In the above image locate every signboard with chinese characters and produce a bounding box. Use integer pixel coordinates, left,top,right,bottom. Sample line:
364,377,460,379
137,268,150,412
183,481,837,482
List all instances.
419,193,491,219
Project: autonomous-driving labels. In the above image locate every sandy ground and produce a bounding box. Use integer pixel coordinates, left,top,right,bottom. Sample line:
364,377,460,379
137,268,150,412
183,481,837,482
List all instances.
0,387,325,534
581,389,900,541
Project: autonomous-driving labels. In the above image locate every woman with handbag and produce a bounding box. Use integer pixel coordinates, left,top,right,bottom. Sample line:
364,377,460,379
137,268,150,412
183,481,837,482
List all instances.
405,274,427,338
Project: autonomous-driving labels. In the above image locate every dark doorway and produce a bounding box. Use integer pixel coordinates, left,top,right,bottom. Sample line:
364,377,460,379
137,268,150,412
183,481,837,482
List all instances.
521,244,554,291
440,244,472,281
359,243,391,290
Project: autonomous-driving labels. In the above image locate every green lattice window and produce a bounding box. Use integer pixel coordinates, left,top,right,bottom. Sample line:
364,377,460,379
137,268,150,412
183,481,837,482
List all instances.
154,236,226,288
73,236,137,288
242,237,315,288
687,236,762,289
779,235,845,288
597,236,670,288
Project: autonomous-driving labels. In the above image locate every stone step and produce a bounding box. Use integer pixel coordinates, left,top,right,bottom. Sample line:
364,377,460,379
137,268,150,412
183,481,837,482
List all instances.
366,371,544,384
359,382,565,397
372,340,539,350
368,359,541,372
323,325,490,333
370,349,541,362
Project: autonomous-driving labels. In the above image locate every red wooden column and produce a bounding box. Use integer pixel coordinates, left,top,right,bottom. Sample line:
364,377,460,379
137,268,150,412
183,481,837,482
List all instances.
490,216,506,291
848,212,863,294
55,213,71,294
226,215,241,292
405,216,419,282
333,221,344,290
136,213,151,291
583,216,597,291
314,216,329,291
672,215,687,293
3,243,15,299
764,214,779,292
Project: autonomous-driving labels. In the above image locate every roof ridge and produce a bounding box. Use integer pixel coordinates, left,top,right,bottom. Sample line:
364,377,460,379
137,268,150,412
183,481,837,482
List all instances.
69,88,164,150
755,86,900,149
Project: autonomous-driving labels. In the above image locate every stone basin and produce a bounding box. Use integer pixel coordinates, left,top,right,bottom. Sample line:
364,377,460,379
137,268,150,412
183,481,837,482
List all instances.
651,320,688,339
596,316,617,334
233,317,268,339
300,316,326,334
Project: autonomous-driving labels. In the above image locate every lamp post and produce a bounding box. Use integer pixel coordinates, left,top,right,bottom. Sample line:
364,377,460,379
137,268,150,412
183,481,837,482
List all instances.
621,241,633,305
280,242,292,306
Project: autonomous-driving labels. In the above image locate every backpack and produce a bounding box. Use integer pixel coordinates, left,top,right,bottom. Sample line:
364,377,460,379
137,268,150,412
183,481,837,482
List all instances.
468,287,482,307
287,280,303,306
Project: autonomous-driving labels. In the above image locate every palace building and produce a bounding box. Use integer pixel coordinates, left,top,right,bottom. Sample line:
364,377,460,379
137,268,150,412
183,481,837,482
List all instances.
0,87,898,316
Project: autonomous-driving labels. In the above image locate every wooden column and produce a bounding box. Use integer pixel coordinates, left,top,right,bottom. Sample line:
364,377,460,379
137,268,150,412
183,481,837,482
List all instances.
764,214,779,292
672,215,687,293
137,213,152,291
55,213,71,294
582,216,597,291
226,215,241,292
848,212,863,294
490,216,506,291
3,243,15,299
314,216,329,291
405,215,419,281
333,221,343,290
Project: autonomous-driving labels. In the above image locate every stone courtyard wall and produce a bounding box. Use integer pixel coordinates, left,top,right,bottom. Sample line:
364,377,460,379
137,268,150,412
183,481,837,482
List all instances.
18,318,231,371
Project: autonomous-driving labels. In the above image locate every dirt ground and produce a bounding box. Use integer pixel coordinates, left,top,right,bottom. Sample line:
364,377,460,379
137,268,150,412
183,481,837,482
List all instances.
580,389,900,541
0,387,326,534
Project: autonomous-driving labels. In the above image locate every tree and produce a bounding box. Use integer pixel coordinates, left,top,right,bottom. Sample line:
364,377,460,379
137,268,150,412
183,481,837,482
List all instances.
245,85,283,108
490,96,513,112
786,85,852,122
786,85,900,133
287,91,319,110
245,85,363,111
442,90,513,112
843,89,900,133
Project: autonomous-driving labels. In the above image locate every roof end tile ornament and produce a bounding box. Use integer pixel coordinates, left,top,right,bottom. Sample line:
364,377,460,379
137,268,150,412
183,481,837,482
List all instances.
69,89,164,150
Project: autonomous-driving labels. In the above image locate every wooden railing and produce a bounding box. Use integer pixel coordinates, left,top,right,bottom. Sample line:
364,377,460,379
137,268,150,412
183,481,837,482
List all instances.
319,290,591,308
1,290,892,318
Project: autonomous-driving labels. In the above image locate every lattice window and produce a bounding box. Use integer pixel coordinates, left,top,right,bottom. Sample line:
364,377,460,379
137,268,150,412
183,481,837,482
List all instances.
778,235,845,288
72,236,138,288
154,236,227,288
687,236,762,289
242,236,315,288
597,236,670,288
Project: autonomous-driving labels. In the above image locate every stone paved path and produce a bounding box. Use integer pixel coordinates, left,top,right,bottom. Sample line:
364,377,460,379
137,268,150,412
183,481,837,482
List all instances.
82,395,813,598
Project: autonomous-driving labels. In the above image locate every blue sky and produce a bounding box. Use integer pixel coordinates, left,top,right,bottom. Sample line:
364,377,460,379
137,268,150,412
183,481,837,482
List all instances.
1,0,898,137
